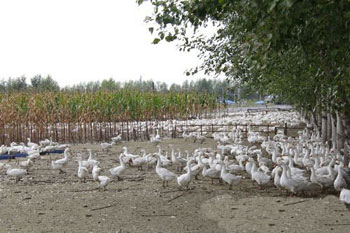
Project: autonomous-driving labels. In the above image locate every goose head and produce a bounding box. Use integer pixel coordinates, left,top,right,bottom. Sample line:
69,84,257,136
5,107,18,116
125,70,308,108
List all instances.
123,146,131,152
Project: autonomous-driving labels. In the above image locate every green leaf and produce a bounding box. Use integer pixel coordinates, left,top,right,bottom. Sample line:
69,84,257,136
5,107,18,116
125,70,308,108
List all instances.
283,0,295,8
165,34,176,42
268,1,277,13
344,11,350,19
152,38,161,44
159,32,165,39
148,27,154,34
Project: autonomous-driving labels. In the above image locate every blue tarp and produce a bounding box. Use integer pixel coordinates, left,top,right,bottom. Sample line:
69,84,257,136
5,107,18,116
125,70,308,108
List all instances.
0,149,65,160
255,100,265,104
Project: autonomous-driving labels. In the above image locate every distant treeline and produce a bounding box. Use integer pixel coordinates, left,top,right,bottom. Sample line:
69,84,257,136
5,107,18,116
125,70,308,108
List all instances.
0,75,262,101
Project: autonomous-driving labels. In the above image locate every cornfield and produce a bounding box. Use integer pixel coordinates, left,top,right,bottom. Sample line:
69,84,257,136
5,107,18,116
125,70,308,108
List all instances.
0,90,220,144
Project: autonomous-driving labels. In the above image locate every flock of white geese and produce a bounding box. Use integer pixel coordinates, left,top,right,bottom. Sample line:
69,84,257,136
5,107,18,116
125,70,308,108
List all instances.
0,111,350,208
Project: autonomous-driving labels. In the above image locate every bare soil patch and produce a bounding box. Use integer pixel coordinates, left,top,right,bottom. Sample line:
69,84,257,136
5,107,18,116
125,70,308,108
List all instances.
0,138,348,232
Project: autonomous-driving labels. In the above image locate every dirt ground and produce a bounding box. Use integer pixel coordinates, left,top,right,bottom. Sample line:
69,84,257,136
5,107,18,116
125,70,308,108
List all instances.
0,138,349,233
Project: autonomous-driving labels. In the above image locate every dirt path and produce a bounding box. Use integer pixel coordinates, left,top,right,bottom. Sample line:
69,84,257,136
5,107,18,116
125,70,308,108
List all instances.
0,138,348,232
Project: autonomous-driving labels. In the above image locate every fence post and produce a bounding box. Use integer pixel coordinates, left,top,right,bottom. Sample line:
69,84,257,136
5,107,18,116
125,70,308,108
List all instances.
284,123,288,135
126,121,130,141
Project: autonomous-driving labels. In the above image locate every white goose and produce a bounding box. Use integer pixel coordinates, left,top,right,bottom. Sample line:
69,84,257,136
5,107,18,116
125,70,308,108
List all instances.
184,153,204,180
39,138,51,147
202,165,221,184
27,138,39,149
18,158,34,172
258,162,271,175
302,149,314,168
155,145,171,167
334,165,349,192
77,160,89,182
145,154,157,169
245,157,254,178
251,160,271,189
220,162,242,190
87,149,99,169
0,162,6,170
131,151,147,170
272,166,283,194
97,176,111,190
51,148,71,174
287,155,305,176
6,164,27,183
122,147,138,164
256,151,272,167
92,163,102,181
170,145,186,171
76,154,92,171
111,134,122,144
150,129,161,144
279,163,313,196
27,149,40,161
110,153,127,180
177,160,194,190
0,145,8,155
101,142,113,151
293,148,304,167
315,158,335,176
309,166,335,191
156,155,177,188
339,188,350,205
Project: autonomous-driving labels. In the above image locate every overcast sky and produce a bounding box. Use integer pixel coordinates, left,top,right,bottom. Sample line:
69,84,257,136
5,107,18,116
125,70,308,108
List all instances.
0,0,212,87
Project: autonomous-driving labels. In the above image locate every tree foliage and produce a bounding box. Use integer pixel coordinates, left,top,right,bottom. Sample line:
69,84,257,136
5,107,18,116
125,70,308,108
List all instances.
138,0,350,114
30,75,60,92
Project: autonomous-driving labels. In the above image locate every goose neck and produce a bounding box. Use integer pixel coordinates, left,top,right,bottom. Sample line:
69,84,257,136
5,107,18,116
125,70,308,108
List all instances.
119,155,126,166
251,160,257,173
281,165,288,179
156,157,161,168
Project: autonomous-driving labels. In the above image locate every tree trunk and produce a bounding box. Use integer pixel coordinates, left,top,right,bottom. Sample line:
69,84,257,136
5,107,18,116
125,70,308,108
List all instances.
331,113,337,150
321,110,327,144
336,111,345,151
345,141,350,167
311,111,319,136
326,113,332,143
341,112,350,167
